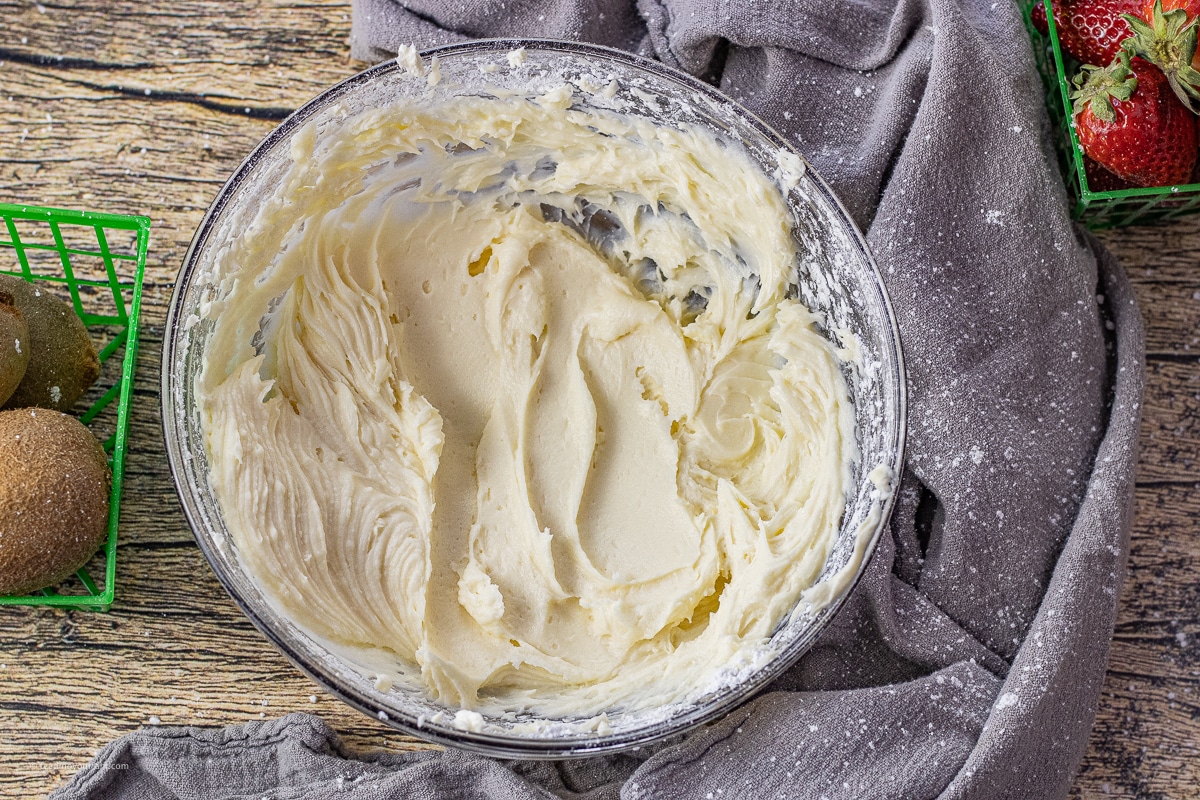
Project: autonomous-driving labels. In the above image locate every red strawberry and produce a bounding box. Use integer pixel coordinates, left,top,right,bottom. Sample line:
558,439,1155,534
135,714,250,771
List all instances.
1072,52,1198,186
1031,0,1143,66
1083,155,1139,190
1124,0,1200,109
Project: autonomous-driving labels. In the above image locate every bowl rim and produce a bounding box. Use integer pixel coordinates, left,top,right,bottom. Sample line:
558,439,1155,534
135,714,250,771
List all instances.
161,36,908,759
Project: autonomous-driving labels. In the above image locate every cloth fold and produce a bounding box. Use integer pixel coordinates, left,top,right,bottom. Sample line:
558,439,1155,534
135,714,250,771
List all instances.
54,0,1145,797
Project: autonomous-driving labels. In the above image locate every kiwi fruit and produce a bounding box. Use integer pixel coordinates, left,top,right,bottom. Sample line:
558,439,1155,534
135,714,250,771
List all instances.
0,274,99,412
0,290,29,406
0,408,111,596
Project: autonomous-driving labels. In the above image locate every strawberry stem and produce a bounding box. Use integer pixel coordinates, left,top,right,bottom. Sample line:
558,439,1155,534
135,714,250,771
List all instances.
1071,50,1138,123
1123,0,1200,112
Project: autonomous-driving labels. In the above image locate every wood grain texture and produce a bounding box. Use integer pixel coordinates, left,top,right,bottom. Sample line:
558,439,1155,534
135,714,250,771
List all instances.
1,1,1197,797
1072,225,1200,799
0,3,419,796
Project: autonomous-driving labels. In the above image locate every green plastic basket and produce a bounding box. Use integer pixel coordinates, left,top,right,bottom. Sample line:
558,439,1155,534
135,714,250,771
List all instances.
1024,0,1200,227
0,202,147,611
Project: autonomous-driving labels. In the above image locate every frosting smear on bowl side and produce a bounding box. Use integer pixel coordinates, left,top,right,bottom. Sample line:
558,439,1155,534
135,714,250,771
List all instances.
198,82,857,719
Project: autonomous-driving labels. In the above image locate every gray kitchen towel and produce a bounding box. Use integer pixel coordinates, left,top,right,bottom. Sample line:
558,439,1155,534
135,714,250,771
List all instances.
53,0,1145,798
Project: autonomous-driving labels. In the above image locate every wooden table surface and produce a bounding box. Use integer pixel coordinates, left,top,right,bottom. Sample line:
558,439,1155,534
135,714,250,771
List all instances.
1,1,1197,797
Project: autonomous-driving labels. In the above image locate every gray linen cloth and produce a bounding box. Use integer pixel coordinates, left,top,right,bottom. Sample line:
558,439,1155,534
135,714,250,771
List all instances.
54,0,1146,797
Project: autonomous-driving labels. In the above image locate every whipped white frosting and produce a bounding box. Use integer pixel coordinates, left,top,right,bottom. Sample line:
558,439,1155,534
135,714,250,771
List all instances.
198,81,858,718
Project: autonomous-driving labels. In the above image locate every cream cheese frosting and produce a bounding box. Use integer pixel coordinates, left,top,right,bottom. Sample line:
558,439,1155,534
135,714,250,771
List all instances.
198,79,858,719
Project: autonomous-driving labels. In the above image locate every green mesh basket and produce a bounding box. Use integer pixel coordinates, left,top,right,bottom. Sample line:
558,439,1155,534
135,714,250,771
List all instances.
1024,0,1200,227
0,202,148,611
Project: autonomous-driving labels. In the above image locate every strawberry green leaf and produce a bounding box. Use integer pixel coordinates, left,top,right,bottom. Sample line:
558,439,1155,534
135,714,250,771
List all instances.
1122,0,1200,111
1072,51,1138,123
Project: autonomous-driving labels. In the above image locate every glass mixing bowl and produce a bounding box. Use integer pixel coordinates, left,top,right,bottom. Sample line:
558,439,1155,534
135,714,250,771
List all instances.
161,39,907,758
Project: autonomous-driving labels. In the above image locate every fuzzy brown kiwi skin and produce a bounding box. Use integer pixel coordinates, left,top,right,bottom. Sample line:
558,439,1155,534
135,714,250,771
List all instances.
0,274,99,412
0,408,111,596
0,290,30,406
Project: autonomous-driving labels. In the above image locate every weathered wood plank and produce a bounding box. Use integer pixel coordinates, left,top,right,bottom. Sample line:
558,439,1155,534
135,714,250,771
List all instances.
1069,482,1200,799
1103,218,1200,365
0,546,433,797
1077,225,1200,800
1133,361,1200,484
